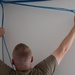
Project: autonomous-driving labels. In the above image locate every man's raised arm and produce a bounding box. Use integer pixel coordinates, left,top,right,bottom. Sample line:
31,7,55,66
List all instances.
52,16,75,65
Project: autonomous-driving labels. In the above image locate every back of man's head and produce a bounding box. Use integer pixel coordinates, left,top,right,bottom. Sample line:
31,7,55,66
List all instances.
12,43,32,70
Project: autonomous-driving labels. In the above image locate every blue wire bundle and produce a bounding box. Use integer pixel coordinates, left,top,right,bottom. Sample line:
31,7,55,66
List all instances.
1,0,48,3
0,0,75,69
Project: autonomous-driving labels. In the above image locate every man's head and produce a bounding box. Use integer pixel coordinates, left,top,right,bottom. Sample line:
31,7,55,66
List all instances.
12,43,33,71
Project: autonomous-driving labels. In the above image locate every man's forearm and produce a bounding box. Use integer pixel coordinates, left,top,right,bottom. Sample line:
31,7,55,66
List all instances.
59,26,75,52
53,26,75,64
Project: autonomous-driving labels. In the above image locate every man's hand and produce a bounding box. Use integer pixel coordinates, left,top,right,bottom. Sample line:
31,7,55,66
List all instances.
0,28,5,37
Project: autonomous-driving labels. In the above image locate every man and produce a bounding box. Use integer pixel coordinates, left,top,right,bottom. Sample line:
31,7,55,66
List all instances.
0,16,75,75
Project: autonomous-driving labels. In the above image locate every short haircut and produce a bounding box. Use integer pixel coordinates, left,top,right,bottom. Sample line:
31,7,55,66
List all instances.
13,43,32,64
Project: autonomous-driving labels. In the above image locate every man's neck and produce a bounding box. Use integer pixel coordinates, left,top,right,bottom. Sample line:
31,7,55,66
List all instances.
15,64,32,71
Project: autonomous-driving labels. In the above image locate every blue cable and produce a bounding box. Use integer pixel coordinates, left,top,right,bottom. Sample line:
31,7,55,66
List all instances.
3,2,75,13
1,2,4,62
2,36,14,68
1,2,4,28
0,2,13,68
2,0,49,3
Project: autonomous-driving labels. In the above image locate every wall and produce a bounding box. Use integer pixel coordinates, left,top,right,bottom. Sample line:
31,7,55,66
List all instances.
0,0,75,75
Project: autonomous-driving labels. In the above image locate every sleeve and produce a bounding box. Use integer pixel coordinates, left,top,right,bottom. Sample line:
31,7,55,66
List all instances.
0,60,13,75
33,55,58,75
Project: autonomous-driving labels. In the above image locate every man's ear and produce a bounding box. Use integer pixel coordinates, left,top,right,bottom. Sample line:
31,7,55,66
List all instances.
31,56,33,63
12,59,14,65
